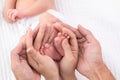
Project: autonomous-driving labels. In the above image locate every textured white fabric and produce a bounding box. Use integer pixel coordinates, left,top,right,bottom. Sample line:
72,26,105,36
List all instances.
0,0,120,80
17,14,40,35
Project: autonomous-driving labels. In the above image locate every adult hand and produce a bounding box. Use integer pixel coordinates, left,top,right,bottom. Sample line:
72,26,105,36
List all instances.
26,28,61,80
34,12,60,52
33,24,62,60
11,35,40,80
34,14,81,60
43,23,78,80
76,25,115,80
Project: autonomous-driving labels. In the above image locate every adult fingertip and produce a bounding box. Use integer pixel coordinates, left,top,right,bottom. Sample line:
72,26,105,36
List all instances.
53,22,63,32
27,47,34,54
27,47,38,57
62,38,69,49
77,24,82,31
62,38,72,56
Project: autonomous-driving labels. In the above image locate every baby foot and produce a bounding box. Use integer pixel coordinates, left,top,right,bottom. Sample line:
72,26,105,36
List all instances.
54,32,69,56
40,43,62,61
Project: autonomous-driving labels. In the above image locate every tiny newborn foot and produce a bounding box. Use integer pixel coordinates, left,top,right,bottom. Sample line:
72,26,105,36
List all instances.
41,43,62,61
54,32,69,56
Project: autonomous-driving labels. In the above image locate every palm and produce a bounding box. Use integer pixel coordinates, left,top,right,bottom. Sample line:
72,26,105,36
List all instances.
18,54,40,80
77,39,103,76
59,55,76,74
40,55,59,73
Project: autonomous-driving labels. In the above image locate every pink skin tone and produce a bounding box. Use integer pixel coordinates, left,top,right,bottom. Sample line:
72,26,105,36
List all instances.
33,24,64,61
40,44,62,61
40,32,68,61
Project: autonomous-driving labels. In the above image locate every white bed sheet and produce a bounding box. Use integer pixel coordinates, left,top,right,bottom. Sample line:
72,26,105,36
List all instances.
0,0,120,80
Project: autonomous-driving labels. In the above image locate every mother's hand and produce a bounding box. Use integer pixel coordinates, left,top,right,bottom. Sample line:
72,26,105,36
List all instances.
11,35,40,80
33,24,62,60
26,28,61,80
33,12,81,61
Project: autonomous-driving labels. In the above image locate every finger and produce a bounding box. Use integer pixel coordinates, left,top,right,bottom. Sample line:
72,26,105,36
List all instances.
7,9,12,17
62,38,72,56
42,24,51,45
47,27,58,44
53,22,64,32
27,55,38,71
54,23,78,56
54,33,65,56
32,24,40,40
11,42,23,64
78,25,96,43
8,10,15,20
27,47,44,73
62,28,78,54
26,28,33,48
18,35,27,50
26,28,42,62
26,29,40,71
60,22,83,39
42,43,62,61
11,12,17,22
27,48,40,73
34,24,47,50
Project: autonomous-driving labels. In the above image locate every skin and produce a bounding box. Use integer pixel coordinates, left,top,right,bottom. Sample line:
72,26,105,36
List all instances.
11,35,40,80
38,22,115,80
3,0,17,22
11,22,115,80
76,25,115,80
43,26,78,80
33,24,62,61
26,28,61,80
31,11,63,61
51,22,115,80
55,25,78,80
33,18,79,61
3,0,56,22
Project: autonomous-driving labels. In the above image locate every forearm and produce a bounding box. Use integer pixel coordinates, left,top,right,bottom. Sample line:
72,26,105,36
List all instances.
83,63,115,80
22,0,56,18
3,0,17,22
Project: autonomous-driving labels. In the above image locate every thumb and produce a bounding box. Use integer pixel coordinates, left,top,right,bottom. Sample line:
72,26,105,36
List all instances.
27,47,41,62
62,38,72,56
27,47,42,73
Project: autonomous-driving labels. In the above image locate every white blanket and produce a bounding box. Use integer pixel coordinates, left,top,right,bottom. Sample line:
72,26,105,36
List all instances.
0,0,120,80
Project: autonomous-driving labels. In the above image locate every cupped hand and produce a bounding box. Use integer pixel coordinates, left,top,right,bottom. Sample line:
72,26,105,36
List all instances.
11,35,40,80
43,23,78,80
76,25,103,78
33,24,62,61
26,28,61,80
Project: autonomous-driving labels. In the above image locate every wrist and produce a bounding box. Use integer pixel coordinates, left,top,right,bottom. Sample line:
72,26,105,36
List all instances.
45,76,60,80
86,63,115,80
61,72,77,80
19,9,30,18
45,73,61,80
21,10,28,18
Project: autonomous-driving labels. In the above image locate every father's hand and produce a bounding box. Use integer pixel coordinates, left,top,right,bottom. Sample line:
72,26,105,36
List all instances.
26,28,61,80
76,25,115,80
